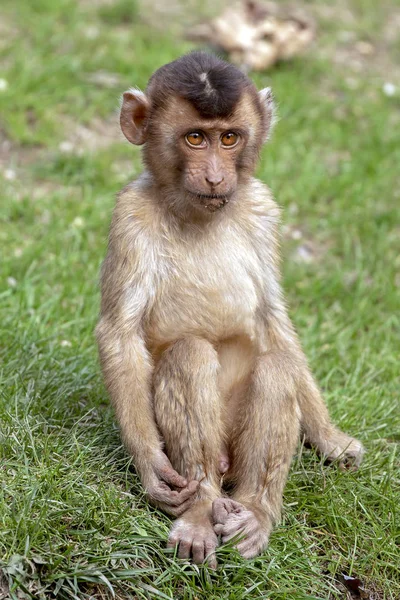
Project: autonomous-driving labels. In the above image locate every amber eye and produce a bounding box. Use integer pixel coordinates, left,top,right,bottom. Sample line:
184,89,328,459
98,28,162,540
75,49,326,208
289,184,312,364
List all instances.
221,132,238,147
186,132,205,147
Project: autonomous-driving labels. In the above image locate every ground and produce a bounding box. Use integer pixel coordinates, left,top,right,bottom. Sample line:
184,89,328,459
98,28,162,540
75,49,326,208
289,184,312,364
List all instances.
0,0,399,598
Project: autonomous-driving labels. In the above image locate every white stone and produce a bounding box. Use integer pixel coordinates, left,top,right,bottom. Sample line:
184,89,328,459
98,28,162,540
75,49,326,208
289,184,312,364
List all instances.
7,277,17,287
383,82,396,97
4,168,16,180
59,141,74,153
60,340,72,347
72,216,84,228
83,26,99,40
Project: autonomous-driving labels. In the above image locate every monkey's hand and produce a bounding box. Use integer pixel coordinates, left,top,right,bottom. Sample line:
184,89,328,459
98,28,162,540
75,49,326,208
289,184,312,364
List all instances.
145,452,200,517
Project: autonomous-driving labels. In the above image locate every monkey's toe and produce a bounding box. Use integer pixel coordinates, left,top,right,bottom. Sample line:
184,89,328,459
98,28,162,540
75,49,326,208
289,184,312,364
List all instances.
167,514,218,568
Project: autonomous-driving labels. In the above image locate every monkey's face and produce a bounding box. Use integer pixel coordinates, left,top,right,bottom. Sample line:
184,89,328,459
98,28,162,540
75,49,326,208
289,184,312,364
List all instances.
144,95,266,215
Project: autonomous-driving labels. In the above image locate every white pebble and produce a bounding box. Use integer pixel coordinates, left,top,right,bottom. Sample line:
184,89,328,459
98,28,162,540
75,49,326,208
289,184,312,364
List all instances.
72,216,84,228
295,245,314,263
60,340,72,347
83,26,99,40
0,79,8,91
59,141,74,153
355,41,374,56
345,77,359,90
7,277,17,288
4,168,16,180
383,82,396,97
291,229,303,240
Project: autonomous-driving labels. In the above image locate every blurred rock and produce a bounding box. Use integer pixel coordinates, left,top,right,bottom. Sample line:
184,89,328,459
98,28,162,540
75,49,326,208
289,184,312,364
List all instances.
3,168,16,180
87,70,121,88
383,82,396,97
294,244,315,263
7,277,17,288
355,40,374,56
187,1,315,71
59,116,121,154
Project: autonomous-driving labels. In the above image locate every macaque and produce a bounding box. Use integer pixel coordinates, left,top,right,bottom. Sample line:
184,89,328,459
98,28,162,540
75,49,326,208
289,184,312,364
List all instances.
96,52,364,567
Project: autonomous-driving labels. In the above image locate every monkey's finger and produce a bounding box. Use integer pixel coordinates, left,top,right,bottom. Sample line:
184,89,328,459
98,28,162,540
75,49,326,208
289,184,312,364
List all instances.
236,534,265,559
222,529,246,545
166,496,196,517
217,523,246,543
155,482,199,508
165,481,199,506
181,479,199,495
213,523,225,535
212,498,243,524
158,465,189,488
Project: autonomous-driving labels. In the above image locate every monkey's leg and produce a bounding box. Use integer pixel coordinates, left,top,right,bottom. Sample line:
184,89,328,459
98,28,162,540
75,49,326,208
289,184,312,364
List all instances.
153,337,223,567
213,352,300,559
298,369,364,467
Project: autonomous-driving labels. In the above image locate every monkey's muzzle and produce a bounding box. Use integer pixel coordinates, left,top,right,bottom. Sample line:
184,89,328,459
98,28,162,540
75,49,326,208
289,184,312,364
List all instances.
201,196,229,212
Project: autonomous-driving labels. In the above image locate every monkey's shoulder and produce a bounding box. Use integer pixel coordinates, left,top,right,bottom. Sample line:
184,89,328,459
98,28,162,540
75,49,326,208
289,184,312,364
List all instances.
237,178,281,247
244,178,280,220
109,176,161,247
113,175,152,216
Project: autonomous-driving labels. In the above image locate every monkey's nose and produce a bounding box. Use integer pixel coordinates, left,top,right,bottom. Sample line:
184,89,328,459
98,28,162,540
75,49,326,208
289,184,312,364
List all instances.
205,174,224,187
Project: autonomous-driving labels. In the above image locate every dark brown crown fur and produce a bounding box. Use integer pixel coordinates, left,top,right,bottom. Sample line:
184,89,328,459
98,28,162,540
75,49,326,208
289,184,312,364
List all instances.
146,51,255,119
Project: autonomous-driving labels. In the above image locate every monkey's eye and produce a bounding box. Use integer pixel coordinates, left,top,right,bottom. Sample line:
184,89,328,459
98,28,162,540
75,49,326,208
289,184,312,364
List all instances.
186,132,205,147
221,132,238,147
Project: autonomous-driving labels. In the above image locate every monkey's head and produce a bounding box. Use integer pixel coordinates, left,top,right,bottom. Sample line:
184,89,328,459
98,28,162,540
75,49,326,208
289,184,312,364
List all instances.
120,52,275,216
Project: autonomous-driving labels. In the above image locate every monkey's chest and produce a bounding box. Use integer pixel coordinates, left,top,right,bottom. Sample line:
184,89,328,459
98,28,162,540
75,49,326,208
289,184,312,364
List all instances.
147,245,262,345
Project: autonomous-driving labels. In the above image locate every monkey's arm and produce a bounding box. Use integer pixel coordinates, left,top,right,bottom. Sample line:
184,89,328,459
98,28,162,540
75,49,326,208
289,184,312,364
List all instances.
261,264,363,466
96,235,199,514
254,201,363,466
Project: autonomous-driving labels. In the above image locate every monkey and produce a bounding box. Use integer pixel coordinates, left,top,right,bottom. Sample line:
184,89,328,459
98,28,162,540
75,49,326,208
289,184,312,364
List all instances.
96,51,364,568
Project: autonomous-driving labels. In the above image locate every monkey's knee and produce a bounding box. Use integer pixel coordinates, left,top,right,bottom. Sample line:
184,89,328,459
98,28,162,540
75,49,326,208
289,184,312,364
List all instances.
230,353,300,480
253,352,299,408
158,336,218,372
153,337,219,406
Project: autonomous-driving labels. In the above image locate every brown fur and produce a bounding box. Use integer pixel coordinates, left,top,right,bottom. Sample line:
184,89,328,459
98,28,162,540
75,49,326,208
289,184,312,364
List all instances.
96,53,364,567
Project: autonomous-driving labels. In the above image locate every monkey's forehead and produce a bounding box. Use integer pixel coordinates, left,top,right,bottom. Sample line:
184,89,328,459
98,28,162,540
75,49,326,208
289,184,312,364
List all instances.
154,94,261,137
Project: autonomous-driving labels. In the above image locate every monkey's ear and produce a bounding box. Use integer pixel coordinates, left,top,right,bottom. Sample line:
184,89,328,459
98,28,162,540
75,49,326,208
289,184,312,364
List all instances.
258,87,277,142
120,89,150,145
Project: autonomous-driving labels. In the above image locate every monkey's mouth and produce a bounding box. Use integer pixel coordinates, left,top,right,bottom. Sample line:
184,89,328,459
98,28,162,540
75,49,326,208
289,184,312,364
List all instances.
191,192,230,212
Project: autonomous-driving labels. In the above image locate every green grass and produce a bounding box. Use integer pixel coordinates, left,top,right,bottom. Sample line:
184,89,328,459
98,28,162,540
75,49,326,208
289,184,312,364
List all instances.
1,0,399,598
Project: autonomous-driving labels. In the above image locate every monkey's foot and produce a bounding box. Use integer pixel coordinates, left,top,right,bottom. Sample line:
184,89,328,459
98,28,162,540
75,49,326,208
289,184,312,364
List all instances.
167,502,218,568
317,429,364,469
212,498,272,559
